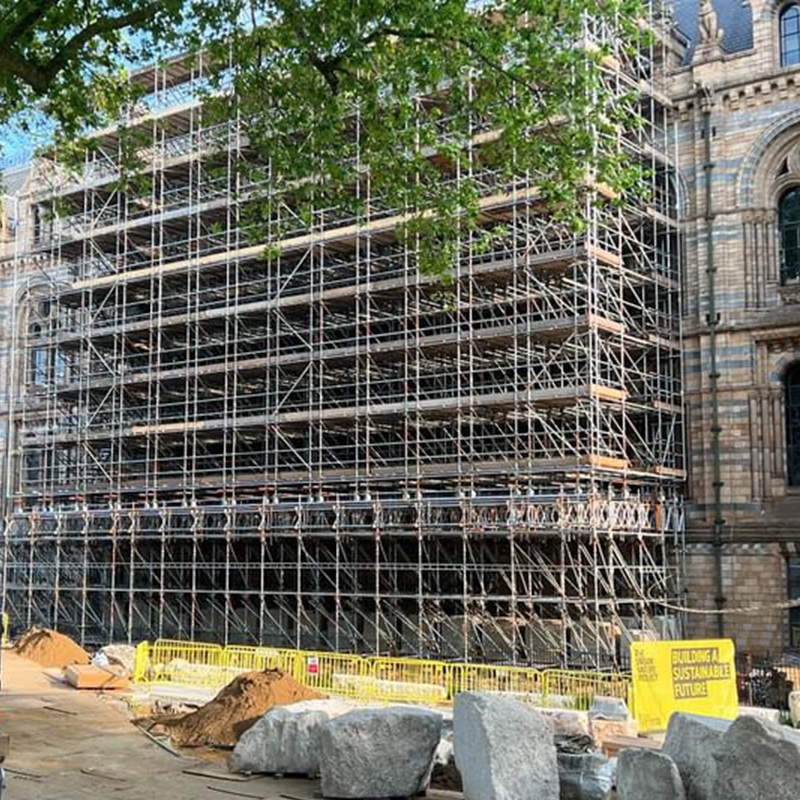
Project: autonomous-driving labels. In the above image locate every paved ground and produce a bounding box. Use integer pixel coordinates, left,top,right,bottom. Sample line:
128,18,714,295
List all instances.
0,650,324,799
0,650,463,800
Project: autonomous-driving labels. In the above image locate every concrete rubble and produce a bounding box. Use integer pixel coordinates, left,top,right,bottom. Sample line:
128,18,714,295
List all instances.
583,694,637,752
588,696,629,721
211,687,800,800
711,715,800,800
557,751,614,800
662,713,730,800
223,689,637,799
431,722,462,791
612,711,800,800
790,690,800,728
319,706,442,799
95,644,138,675
616,749,686,800
542,708,591,737
454,692,559,800
589,716,638,751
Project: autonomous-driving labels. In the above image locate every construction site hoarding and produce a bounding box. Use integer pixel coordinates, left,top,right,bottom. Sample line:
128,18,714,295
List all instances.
631,639,738,732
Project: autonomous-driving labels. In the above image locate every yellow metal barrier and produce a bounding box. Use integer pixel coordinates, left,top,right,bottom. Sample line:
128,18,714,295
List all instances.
226,645,297,676
451,661,545,704
544,669,632,710
133,640,150,683
370,658,450,704
132,638,631,711
1,612,8,648
296,650,367,699
148,638,229,687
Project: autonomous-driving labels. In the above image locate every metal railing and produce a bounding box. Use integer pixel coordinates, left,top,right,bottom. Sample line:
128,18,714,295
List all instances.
132,638,631,710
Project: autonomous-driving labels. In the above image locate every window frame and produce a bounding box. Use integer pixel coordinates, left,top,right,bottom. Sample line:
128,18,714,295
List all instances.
786,363,800,488
780,3,800,68
779,186,800,284
788,556,800,648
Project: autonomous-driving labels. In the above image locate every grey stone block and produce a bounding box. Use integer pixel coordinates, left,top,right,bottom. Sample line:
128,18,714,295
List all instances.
712,715,800,800
454,692,558,800
588,695,628,720
228,707,329,776
319,706,442,799
617,749,686,800
662,712,730,800
557,751,613,800
737,705,781,724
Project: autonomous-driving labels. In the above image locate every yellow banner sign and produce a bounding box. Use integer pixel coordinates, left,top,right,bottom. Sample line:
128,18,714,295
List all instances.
631,639,738,732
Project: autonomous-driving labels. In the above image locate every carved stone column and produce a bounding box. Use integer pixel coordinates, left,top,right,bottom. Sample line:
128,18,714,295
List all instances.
743,209,779,308
749,391,764,499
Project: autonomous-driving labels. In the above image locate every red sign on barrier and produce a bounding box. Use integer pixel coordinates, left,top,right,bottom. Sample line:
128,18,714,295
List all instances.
307,655,319,674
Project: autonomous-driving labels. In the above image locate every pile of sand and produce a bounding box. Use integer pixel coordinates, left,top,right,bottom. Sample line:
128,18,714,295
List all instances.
162,669,324,747
15,627,91,669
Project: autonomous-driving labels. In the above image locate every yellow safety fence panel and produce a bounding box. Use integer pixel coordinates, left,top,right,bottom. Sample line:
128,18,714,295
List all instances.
146,638,229,687
371,658,450,705
132,638,630,710
451,662,544,704
545,669,633,711
296,650,368,699
226,645,297,676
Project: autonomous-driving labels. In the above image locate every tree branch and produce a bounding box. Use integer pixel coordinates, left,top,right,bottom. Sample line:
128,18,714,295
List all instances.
0,46,51,93
368,25,549,101
42,1,162,83
0,0,60,51
0,1,163,94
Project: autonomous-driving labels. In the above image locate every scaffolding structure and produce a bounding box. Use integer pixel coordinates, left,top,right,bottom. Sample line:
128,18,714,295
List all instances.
2,6,685,667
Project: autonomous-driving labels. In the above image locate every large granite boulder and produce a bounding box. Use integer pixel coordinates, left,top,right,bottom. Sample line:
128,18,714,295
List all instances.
228,698,356,776
277,698,356,717
319,706,442,799
712,715,800,800
453,692,558,800
662,713,730,800
617,749,686,800
228,706,329,776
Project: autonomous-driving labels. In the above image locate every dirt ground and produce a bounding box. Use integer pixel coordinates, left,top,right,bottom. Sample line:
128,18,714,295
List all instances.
0,649,324,799
0,650,463,800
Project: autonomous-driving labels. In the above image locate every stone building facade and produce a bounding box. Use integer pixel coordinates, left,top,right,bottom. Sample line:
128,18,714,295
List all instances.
673,0,800,653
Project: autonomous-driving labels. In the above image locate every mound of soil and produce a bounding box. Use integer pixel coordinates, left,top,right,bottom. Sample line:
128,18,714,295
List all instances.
162,669,325,747
15,627,91,669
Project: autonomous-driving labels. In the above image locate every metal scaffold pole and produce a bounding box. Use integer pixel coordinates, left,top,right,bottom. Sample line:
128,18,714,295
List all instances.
2,4,684,668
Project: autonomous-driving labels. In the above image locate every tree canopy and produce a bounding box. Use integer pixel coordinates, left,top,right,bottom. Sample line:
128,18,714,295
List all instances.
0,0,649,276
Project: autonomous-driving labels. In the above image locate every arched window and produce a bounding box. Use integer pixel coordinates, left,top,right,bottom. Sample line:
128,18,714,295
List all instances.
786,364,800,486
780,187,800,284
781,4,800,67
